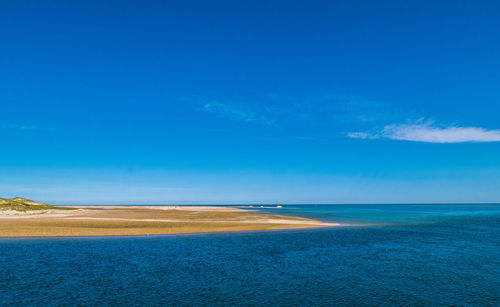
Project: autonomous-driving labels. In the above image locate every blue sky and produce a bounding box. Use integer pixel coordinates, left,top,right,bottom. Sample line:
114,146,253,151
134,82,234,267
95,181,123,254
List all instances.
1,0,500,204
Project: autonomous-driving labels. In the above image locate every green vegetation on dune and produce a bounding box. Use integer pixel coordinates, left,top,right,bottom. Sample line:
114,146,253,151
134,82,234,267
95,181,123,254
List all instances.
0,197,74,211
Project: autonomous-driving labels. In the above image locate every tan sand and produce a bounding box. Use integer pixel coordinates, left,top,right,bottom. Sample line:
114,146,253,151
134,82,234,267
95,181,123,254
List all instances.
0,206,338,238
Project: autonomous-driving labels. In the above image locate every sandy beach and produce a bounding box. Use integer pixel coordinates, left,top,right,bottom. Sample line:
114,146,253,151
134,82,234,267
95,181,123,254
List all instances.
0,206,338,238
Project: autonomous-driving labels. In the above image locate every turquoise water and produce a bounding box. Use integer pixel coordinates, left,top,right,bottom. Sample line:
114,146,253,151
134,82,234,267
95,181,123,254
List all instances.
242,204,500,225
1,204,499,306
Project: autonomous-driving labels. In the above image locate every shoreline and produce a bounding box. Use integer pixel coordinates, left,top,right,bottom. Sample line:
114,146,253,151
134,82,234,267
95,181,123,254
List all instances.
0,225,338,240
0,205,338,238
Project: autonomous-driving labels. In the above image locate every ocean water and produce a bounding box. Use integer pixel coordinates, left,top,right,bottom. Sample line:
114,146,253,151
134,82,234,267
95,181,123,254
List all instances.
1,204,499,306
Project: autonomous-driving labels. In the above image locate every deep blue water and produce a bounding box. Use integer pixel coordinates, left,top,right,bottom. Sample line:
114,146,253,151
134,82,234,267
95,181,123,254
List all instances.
1,204,499,306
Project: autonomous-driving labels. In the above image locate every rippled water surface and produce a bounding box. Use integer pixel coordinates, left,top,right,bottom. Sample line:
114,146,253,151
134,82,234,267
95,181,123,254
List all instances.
1,204,499,306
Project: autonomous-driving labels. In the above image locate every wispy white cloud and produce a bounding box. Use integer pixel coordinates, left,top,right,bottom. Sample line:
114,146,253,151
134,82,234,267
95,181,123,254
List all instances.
348,120,500,143
201,100,275,125
192,95,497,144
191,94,399,127
2,124,39,130
346,131,374,139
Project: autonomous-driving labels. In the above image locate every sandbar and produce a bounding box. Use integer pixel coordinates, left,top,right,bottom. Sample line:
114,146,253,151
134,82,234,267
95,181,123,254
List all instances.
0,206,338,238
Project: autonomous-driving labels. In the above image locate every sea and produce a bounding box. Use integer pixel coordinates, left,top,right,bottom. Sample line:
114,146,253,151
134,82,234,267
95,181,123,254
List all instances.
1,204,499,306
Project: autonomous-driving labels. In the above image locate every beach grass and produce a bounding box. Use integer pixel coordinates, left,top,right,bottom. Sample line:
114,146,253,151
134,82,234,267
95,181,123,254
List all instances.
0,197,75,212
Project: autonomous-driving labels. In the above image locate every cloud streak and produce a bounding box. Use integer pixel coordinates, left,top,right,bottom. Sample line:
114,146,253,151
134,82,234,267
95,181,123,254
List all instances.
201,100,275,125
2,124,39,130
193,95,499,144
348,121,500,143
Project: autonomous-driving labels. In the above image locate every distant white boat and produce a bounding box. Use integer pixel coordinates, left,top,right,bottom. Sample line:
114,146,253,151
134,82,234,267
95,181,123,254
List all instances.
276,205,282,208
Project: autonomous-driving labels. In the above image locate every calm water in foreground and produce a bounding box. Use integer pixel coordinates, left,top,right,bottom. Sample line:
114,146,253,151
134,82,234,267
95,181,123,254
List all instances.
1,204,499,306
